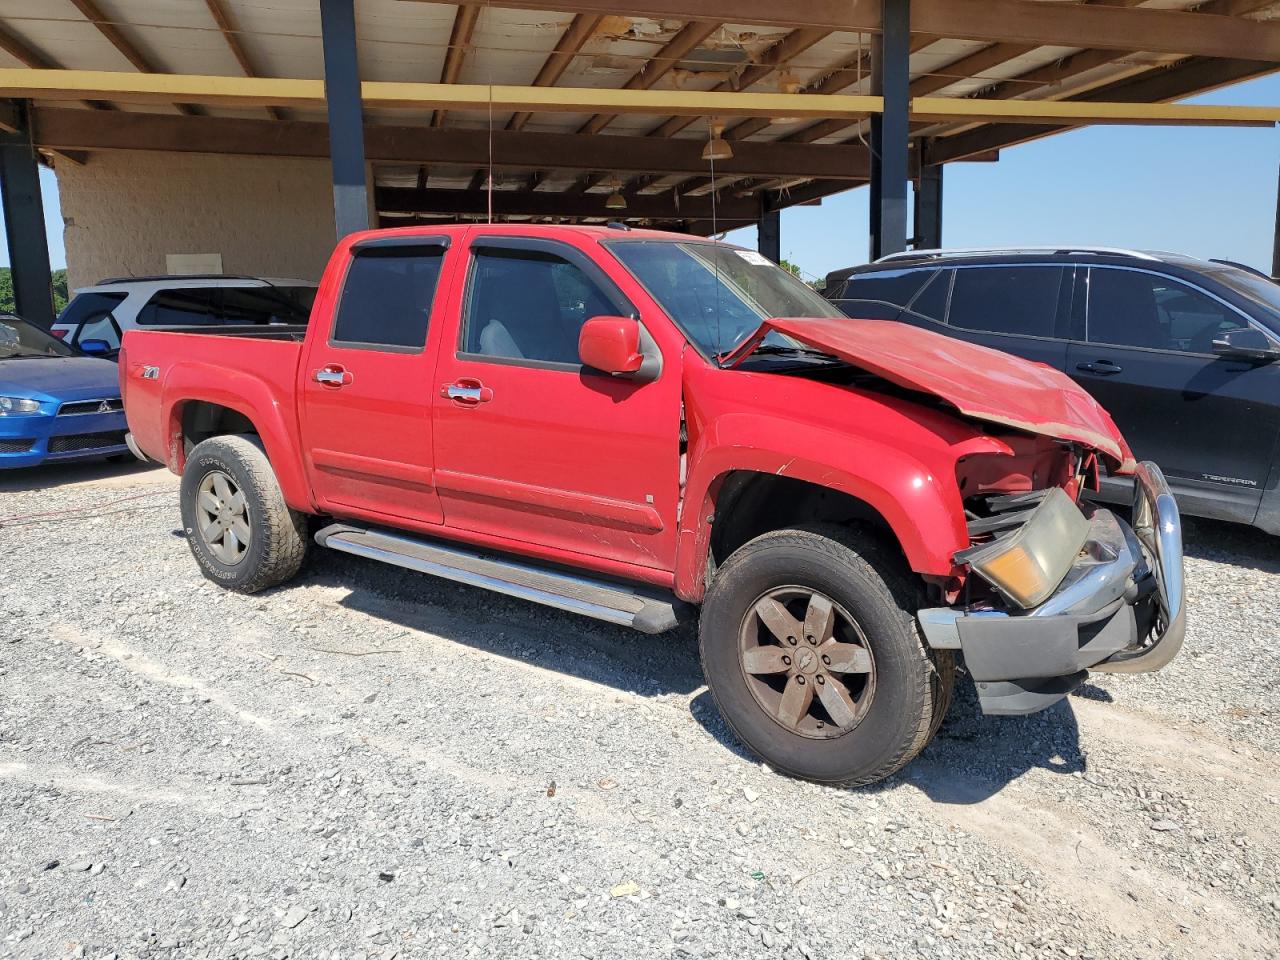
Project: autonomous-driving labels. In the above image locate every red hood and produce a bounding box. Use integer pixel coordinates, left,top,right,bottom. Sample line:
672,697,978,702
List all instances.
727,318,1133,467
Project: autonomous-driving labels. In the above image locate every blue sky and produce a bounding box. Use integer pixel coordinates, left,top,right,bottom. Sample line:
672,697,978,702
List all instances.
2,73,1277,279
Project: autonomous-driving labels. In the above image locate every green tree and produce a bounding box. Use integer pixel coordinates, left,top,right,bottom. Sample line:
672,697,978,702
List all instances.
0,267,69,315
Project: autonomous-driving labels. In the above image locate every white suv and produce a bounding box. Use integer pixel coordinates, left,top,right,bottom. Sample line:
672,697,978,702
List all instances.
53,275,318,358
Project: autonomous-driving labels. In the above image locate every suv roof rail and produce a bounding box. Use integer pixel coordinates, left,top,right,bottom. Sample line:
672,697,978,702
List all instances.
92,274,276,286
873,246,1162,264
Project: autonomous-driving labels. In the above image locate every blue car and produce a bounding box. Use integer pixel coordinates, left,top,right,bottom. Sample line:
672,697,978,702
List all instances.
0,312,131,468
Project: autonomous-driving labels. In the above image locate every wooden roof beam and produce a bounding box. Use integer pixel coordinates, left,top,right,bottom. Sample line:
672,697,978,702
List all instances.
67,0,199,115
578,20,723,135
480,0,1280,62
432,4,481,127
508,13,603,132
203,0,280,120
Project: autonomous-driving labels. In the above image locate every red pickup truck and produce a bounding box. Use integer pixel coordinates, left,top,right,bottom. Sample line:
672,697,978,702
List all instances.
121,224,1185,786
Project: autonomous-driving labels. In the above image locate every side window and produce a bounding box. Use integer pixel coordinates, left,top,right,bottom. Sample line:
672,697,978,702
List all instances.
331,245,445,350
136,289,222,326
947,266,1064,338
839,269,935,308
1087,268,1249,353
904,269,952,322
219,287,315,326
74,313,122,350
462,248,619,365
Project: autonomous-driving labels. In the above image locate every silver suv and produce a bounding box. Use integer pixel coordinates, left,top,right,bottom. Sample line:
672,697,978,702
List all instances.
53,275,317,359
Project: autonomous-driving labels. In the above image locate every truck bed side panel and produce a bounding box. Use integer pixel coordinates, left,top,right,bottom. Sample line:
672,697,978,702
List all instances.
120,329,313,510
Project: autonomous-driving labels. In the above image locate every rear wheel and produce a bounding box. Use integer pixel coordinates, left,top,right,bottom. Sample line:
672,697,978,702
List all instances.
699,525,951,786
179,434,308,593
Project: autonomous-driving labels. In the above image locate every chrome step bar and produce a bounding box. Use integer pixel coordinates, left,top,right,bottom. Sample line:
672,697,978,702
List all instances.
314,523,681,634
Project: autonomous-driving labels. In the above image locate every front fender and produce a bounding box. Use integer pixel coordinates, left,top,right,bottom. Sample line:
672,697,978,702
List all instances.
160,362,313,511
675,411,971,601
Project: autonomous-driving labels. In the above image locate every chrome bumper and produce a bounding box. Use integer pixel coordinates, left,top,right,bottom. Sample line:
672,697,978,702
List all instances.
919,461,1185,714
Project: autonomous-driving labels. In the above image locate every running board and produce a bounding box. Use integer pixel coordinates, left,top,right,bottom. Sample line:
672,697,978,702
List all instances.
314,523,681,634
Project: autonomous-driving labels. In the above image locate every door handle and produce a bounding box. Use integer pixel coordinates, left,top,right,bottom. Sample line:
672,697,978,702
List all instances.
1076,360,1124,376
440,379,493,405
314,365,353,386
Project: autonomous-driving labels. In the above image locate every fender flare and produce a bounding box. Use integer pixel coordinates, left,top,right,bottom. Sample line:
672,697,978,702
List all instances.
674,414,968,601
160,362,313,511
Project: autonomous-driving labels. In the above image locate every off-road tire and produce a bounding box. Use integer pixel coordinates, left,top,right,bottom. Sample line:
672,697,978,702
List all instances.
699,524,953,786
180,434,307,594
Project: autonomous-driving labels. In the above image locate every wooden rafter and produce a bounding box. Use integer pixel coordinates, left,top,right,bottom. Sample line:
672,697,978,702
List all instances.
479,0,1280,62
508,13,603,132
203,0,279,120
0,19,107,113
578,20,723,135
67,0,198,115
432,4,481,127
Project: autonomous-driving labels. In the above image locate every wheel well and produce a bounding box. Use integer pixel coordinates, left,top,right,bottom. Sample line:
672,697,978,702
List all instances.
709,472,903,572
179,401,258,455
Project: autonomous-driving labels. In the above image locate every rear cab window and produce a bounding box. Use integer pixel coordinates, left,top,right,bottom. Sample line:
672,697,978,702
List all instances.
138,286,317,328
331,245,446,351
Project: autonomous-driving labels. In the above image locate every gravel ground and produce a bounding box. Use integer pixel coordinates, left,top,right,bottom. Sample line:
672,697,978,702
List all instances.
1,461,1277,960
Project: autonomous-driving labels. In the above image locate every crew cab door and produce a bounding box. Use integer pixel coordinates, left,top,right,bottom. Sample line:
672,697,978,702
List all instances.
1067,265,1278,523
298,237,452,522
431,234,681,572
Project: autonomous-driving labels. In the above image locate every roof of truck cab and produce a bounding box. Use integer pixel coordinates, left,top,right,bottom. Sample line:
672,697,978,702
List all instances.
347,223,724,245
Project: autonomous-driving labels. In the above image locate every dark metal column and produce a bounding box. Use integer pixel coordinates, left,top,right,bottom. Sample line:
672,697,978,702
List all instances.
1272,161,1279,280
0,112,55,328
320,0,370,239
869,0,910,261
757,197,781,264
913,162,943,250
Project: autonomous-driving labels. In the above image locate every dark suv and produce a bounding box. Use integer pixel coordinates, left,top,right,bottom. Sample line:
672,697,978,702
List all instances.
822,248,1280,534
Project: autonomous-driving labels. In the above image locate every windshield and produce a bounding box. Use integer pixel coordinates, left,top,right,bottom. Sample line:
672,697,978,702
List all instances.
1202,264,1280,320
0,314,75,360
606,240,844,357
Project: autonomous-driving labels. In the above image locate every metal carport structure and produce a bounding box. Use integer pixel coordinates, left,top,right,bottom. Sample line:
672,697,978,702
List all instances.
0,0,1277,327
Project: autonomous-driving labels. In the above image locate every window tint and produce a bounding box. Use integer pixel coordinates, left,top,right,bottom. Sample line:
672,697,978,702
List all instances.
904,269,952,322
219,287,315,326
58,291,126,330
838,269,935,308
463,248,619,364
331,246,445,349
74,313,122,351
136,289,221,326
1087,268,1249,353
947,266,1063,338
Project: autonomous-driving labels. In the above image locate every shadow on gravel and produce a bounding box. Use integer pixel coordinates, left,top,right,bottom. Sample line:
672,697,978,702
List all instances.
1181,516,1279,574
902,680,1086,805
302,548,707,699
0,457,161,493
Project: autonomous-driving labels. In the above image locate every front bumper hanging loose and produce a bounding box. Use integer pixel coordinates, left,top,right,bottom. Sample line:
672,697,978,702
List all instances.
918,462,1185,715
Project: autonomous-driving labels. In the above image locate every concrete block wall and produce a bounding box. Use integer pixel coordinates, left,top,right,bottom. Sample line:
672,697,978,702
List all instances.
56,150,341,291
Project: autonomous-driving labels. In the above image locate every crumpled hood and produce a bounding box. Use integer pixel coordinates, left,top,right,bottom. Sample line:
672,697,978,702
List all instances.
0,355,122,403
727,318,1133,467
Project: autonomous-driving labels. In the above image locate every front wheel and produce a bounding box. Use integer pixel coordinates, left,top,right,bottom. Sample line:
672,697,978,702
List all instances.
699,525,951,786
179,434,308,594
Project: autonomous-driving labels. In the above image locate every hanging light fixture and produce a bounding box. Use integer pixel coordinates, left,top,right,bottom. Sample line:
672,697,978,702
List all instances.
605,179,628,210
701,118,733,162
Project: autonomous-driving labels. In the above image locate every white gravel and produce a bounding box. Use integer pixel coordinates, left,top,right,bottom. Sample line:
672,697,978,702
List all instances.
1,461,1277,960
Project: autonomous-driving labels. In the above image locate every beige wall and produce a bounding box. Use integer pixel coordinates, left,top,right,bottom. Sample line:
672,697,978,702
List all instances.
56,150,342,291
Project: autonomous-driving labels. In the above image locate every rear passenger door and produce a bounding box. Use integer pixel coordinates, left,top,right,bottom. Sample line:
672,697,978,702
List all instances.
298,237,452,523
1066,266,1278,522
940,265,1071,370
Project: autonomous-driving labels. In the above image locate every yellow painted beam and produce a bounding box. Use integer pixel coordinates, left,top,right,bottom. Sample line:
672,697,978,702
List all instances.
911,96,1279,127
0,68,882,119
0,69,1271,128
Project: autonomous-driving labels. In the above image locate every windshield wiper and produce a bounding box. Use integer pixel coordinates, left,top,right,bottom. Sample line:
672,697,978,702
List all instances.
722,343,840,365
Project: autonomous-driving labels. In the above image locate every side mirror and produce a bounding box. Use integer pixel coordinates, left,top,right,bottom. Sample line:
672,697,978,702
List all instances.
579,315,645,376
78,338,112,355
1212,327,1280,362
